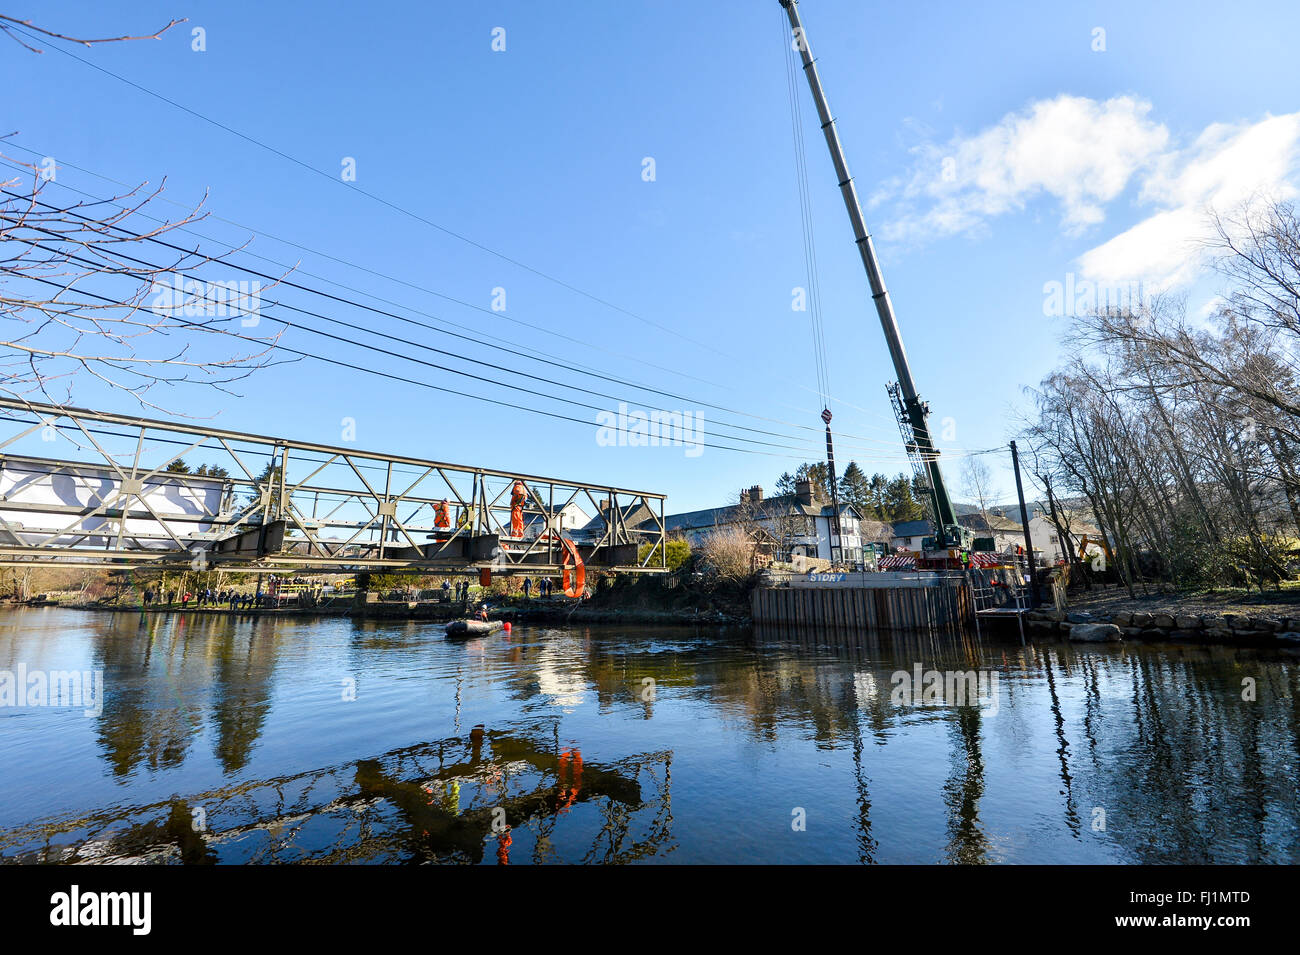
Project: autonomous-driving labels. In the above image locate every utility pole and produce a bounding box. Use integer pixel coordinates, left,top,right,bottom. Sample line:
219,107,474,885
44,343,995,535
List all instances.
823,409,843,565
1009,440,1038,608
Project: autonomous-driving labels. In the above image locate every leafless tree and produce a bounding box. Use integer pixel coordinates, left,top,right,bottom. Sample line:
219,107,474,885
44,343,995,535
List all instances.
0,14,290,412
1022,201,1300,591
960,456,994,534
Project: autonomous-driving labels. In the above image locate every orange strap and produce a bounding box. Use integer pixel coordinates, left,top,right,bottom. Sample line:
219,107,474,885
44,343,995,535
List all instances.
559,535,585,598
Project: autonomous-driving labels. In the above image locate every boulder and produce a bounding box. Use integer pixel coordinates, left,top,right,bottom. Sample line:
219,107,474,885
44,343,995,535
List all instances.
1069,622,1123,643
1121,627,1149,639
1168,629,1205,642
1204,628,1234,642
1152,613,1177,629
1224,614,1250,630
1130,613,1154,628
1174,615,1203,629
1249,616,1281,632
1110,611,1133,626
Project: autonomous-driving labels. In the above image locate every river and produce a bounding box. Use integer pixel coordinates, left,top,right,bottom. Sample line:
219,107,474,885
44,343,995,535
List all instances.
1,607,1297,864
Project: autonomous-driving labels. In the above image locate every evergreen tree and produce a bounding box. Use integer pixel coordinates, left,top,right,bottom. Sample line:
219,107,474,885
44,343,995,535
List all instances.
883,474,924,522
165,459,191,474
838,461,873,518
868,473,890,519
773,462,834,500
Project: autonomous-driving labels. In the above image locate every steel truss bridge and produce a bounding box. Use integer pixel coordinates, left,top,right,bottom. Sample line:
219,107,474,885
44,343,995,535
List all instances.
0,399,667,575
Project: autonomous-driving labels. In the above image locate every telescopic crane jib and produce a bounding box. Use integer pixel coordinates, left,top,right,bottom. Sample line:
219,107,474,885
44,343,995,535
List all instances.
778,0,972,562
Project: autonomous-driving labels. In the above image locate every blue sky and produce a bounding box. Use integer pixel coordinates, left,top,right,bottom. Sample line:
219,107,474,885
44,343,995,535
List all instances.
4,0,1299,513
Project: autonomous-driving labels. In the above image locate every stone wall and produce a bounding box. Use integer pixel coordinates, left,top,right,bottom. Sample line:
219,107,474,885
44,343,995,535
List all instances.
1025,609,1300,647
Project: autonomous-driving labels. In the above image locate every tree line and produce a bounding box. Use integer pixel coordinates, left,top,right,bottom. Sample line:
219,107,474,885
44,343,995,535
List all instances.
1024,200,1300,594
773,461,928,523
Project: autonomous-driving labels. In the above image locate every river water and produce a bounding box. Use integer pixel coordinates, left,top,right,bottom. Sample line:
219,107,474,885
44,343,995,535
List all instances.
1,607,1297,864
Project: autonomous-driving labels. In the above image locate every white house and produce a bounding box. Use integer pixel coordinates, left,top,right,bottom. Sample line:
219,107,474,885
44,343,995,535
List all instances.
666,481,866,566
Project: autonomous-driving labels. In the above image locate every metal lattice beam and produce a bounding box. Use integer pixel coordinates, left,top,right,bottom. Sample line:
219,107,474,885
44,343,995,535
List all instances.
0,399,667,574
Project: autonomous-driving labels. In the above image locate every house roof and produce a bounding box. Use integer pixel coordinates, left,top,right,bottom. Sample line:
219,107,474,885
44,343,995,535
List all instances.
958,512,1023,532
890,519,932,537
665,493,860,533
579,501,656,534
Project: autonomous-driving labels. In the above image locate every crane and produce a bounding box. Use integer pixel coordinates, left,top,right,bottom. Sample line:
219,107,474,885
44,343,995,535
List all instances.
778,0,972,567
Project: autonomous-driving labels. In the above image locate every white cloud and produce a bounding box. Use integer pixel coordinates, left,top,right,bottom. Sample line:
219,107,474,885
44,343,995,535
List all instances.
878,95,1169,241
1078,113,1300,290
874,95,1300,293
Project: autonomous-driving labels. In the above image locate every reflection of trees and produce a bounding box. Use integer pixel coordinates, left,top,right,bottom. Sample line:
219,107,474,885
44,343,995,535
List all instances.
86,611,279,778
942,704,987,864
208,617,279,773
1084,648,1300,863
91,613,203,777
1040,647,1081,837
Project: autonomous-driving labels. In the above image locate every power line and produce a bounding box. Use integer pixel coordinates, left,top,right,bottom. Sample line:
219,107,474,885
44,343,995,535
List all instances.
3,186,978,460
6,22,726,355
0,142,723,391
17,267,983,469
0,48,926,438
0,164,918,447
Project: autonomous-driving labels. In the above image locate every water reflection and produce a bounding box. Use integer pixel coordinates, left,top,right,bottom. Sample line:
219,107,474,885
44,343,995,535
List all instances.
0,609,1296,863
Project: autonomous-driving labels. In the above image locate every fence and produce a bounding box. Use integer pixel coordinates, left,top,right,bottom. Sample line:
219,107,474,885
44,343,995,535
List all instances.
752,577,972,633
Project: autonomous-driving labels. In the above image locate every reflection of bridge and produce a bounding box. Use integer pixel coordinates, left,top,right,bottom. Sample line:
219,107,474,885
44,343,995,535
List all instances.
0,399,666,575
0,725,675,864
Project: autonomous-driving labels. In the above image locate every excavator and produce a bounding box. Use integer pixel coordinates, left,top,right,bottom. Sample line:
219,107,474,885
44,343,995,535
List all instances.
779,0,974,570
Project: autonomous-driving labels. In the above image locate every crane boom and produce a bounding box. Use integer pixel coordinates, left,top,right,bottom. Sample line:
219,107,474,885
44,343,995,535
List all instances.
779,0,967,551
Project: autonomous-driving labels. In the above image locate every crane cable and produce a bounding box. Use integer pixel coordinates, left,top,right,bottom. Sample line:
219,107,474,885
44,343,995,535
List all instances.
782,8,833,412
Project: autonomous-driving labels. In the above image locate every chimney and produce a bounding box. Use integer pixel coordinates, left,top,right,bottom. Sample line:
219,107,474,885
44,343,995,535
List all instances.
739,488,750,505
795,479,813,506
749,485,763,503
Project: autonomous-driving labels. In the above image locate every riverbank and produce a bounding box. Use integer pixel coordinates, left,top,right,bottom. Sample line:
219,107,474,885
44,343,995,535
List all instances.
1028,605,1300,647
15,597,747,627
32,601,352,617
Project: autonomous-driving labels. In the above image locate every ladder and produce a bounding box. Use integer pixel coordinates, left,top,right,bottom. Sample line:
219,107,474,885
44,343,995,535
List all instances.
968,557,1030,643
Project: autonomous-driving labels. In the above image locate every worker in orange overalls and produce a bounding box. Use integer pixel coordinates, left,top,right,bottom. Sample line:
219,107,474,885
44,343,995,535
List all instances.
434,499,450,530
509,480,526,538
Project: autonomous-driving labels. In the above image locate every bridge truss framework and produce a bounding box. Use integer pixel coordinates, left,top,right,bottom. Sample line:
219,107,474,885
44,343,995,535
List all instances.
0,399,667,576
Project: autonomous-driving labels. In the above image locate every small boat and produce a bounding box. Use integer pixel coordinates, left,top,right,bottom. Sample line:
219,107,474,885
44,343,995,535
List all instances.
445,619,504,639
